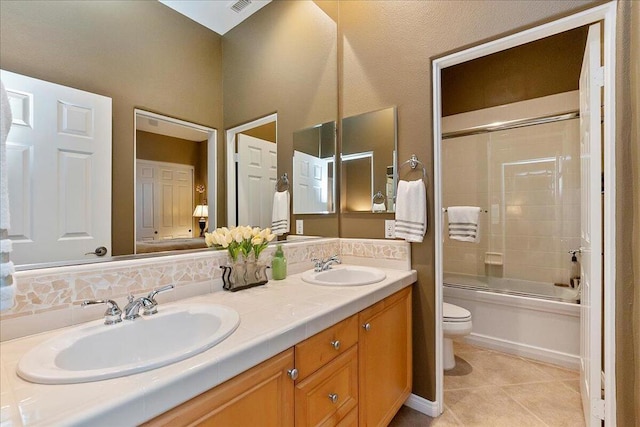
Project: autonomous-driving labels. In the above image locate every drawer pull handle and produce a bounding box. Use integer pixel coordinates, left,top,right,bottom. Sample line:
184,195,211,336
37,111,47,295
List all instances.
328,393,339,404
330,340,340,350
362,323,371,331
287,368,299,381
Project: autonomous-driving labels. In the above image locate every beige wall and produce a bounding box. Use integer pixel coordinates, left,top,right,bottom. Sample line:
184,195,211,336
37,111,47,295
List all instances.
442,26,588,115
0,0,224,255
615,1,639,424
1,0,636,420
631,3,640,422
136,131,208,235
222,0,339,237
338,0,611,403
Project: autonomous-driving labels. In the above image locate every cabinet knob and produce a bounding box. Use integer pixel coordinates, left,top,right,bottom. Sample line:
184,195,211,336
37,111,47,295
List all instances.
362,322,371,331
328,393,339,404
287,368,299,381
330,340,340,350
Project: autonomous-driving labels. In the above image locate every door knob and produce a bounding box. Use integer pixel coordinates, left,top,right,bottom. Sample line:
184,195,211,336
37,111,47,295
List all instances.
328,393,339,404
330,340,340,350
85,246,108,256
362,323,371,331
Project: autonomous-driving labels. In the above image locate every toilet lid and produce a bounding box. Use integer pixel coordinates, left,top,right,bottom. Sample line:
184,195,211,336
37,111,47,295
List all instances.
443,302,471,321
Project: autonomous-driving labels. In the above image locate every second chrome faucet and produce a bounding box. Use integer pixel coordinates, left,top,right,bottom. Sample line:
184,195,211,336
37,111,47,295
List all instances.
124,284,175,320
83,284,175,324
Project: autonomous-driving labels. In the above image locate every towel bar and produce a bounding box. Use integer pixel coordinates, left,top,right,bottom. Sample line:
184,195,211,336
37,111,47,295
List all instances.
443,208,488,213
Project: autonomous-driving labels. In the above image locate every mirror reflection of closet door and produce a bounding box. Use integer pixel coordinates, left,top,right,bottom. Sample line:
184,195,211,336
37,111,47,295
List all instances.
237,134,277,228
136,160,193,241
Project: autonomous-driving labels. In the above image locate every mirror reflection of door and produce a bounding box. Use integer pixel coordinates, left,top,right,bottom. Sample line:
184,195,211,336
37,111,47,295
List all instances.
237,133,277,228
134,110,216,254
226,115,277,228
2,69,112,265
292,120,336,214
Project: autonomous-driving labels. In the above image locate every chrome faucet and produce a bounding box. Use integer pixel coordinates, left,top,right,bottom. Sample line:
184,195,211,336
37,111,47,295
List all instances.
81,299,122,325
123,284,174,320
311,255,341,272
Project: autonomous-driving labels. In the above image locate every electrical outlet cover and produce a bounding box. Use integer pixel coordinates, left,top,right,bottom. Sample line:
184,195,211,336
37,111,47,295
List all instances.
296,219,303,235
385,220,395,238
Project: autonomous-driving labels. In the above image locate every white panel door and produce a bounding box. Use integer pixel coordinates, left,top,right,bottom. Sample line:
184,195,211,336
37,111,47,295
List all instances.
136,160,193,241
579,23,604,426
293,150,328,214
2,70,112,264
237,134,277,228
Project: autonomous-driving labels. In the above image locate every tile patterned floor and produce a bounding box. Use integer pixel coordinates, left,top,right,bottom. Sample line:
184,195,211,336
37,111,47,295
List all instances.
389,340,585,426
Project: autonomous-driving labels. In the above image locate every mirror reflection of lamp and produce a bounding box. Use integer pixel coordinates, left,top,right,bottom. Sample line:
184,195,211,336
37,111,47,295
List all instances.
194,184,208,237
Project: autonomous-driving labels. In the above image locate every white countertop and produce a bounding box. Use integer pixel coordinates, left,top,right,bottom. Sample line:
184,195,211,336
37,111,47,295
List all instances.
0,267,416,427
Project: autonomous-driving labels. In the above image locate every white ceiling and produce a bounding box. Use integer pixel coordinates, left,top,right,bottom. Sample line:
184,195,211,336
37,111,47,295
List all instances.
159,0,272,35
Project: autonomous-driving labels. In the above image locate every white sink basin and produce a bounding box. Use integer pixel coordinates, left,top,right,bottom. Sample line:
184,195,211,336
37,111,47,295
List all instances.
302,265,386,286
17,303,240,384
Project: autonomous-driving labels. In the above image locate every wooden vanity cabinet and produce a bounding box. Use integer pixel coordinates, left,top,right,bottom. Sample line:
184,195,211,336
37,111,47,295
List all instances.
142,287,412,427
142,349,295,427
358,287,412,427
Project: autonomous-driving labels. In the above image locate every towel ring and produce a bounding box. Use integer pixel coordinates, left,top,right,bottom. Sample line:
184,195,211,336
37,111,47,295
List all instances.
275,172,289,192
398,154,427,180
372,190,385,204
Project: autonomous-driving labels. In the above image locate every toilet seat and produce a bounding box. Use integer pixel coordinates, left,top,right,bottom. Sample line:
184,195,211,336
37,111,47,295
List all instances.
443,302,471,322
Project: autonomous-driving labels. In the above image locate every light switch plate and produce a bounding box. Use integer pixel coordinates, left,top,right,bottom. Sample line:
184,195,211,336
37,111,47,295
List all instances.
296,219,303,235
385,220,395,239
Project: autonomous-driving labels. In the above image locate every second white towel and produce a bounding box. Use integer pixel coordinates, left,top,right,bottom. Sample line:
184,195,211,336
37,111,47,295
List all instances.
394,180,427,243
447,206,481,243
271,190,290,235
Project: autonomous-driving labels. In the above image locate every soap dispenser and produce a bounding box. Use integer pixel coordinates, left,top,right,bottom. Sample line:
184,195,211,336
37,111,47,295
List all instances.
272,244,287,280
569,249,581,288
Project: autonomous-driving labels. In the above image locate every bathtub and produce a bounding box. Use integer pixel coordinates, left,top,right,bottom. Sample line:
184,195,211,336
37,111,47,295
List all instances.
443,273,580,369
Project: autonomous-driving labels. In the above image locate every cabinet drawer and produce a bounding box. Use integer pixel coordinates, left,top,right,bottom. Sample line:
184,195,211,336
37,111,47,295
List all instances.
295,345,358,427
295,314,358,381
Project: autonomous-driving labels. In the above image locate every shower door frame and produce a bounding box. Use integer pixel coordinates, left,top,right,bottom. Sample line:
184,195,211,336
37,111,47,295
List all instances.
431,1,617,424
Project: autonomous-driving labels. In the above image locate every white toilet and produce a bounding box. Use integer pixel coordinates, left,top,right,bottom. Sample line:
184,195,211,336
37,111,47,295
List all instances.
443,302,473,370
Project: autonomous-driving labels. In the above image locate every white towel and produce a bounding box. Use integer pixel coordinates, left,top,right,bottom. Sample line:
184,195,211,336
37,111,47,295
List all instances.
1,80,11,230
394,180,427,242
372,202,386,212
447,206,481,243
271,190,290,235
0,79,14,312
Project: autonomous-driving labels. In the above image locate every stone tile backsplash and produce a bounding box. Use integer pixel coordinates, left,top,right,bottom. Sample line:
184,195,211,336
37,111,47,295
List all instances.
1,238,409,341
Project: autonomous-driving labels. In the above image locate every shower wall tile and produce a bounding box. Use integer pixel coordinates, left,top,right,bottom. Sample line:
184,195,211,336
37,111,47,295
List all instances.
443,96,580,286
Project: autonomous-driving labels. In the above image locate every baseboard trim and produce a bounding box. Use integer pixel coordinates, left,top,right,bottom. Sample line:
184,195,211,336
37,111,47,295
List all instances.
404,393,440,418
465,333,580,370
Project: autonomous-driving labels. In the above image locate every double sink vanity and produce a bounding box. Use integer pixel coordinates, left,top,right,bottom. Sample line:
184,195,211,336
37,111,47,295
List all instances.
0,238,416,426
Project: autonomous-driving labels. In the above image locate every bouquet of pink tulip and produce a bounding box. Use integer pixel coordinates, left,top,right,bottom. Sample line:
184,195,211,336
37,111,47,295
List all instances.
205,226,276,262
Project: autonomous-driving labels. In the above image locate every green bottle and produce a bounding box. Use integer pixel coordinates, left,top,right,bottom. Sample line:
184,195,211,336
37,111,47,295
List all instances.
271,244,287,280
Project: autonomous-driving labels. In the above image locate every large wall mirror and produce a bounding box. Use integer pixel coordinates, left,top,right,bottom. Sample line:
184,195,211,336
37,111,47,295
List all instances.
341,106,397,213
1,0,338,269
223,0,338,237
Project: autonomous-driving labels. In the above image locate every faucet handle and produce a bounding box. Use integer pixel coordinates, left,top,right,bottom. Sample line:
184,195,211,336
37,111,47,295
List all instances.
81,299,122,325
147,284,175,302
311,257,323,271
143,284,175,315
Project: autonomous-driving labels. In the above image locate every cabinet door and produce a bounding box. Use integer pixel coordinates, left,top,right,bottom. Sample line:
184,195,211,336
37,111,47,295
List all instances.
295,345,359,427
142,349,295,427
358,287,412,427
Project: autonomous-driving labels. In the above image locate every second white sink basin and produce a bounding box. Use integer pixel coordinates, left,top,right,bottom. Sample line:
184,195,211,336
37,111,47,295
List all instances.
302,265,386,286
17,303,240,384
